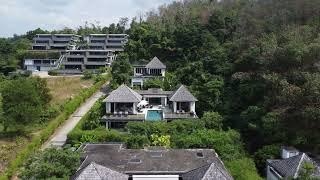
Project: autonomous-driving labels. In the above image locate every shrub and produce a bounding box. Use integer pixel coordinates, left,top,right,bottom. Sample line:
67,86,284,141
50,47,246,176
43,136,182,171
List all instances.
48,70,58,76
201,111,224,130
19,148,80,180
225,158,262,180
67,128,125,147
82,70,93,80
126,135,150,149
253,144,280,174
168,119,205,135
82,100,104,130
151,134,170,148
173,129,243,161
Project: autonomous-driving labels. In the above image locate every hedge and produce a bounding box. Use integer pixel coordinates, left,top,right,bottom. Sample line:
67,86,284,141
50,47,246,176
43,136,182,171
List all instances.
0,74,110,180
18,51,61,59
66,97,126,147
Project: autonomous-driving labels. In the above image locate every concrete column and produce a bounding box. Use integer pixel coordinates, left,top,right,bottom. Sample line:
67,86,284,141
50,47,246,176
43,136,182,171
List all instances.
173,102,177,113
105,121,109,129
161,69,165,77
106,102,111,113
190,101,195,112
164,97,167,106
113,103,116,112
133,103,137,114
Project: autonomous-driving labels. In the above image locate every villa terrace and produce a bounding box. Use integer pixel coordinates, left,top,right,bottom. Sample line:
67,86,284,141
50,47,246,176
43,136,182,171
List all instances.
102,85,198,128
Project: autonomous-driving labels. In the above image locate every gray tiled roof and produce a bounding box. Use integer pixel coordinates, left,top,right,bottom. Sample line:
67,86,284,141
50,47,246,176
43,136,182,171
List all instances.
169,85,198,102
136,88,173,95
75,143,233,179
268,153,320,178
145,56,166,69
103,84,142,103
74,162,128,180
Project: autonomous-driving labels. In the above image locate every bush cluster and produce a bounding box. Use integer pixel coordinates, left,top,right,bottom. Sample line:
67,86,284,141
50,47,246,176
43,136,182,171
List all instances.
0,74,109,179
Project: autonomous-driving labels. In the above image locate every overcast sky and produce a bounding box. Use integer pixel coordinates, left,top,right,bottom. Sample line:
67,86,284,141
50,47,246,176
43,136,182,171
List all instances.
0,0,176,37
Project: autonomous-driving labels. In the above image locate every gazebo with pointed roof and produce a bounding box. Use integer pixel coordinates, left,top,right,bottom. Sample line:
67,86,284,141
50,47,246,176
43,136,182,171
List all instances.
103,84,142,114
169,85,198,113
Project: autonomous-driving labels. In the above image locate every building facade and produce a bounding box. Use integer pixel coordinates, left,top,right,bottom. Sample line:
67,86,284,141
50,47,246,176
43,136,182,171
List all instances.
32,34,81,50
85,34,128,51
62,50,115,71
131,57,166,87
102,84,198,129
24,33,128,72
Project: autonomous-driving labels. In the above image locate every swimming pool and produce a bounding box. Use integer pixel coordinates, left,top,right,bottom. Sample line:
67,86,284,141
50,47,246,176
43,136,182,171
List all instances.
146,110,163,121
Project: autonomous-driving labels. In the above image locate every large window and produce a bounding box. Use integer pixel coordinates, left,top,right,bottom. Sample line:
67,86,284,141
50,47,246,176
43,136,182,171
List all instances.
135,68,146,74
67,58,83,62
149,69,161,75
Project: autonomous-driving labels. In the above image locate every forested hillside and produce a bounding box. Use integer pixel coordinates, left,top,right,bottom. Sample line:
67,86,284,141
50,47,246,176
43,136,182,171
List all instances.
122,0,320,174
1,0,320,178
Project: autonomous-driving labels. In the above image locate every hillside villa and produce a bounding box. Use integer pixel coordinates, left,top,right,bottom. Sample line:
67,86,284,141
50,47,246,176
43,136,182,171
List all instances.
102,84,198,128
131,56,166,88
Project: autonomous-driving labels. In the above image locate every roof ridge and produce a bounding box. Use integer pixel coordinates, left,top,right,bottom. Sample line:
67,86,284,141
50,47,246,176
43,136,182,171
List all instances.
169,85,198,102
91,162,105,179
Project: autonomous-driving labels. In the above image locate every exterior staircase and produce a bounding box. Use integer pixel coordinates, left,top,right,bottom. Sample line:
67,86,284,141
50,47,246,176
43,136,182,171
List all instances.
54,54,65,69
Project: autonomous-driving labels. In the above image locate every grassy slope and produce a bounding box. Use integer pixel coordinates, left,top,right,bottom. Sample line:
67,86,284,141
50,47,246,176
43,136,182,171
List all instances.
46,77,93,105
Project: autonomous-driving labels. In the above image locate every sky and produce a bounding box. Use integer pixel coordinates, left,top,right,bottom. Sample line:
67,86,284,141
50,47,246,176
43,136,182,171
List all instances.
0,0,176,37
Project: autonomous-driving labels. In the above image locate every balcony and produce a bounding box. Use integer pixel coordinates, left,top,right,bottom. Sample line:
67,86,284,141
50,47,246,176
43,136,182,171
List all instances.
63,61,83,65
52,37,72,41
85,61,107,66
101,114,145,121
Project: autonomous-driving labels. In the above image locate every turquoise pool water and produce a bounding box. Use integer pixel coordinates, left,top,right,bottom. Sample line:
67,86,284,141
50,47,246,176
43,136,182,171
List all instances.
146,110,163,121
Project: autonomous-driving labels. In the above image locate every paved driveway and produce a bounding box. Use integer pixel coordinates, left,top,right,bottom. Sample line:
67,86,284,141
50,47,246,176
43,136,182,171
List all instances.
42,84,108,148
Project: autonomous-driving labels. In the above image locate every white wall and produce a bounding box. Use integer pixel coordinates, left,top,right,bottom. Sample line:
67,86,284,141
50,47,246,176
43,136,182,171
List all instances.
161,69,165,77
26,65,36,71
132,175,179,180
106,102,111,113
281,148,299,159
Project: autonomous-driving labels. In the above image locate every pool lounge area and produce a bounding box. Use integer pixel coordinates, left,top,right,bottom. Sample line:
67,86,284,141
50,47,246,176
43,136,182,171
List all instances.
145,110,163,121
102,84,198,129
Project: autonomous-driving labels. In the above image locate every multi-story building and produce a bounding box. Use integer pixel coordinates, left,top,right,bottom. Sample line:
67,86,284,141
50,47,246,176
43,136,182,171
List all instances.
24,33,128,73
32,34,81,50
62,49,115,71
85,34,128,51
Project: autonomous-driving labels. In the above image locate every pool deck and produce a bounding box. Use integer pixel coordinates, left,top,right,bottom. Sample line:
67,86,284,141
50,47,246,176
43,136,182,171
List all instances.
102,104,197,122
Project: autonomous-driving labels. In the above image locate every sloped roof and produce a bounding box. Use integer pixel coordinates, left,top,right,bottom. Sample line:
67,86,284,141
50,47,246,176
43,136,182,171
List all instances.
268,153,320,178
75,143,233,179
145,57,166,69
74,162,128,180
183,162,233,180
103,84,142,103
169,85,198,102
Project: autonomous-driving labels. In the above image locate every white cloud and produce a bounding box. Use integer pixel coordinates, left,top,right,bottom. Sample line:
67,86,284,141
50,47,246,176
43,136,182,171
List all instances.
0,0,175,37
